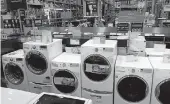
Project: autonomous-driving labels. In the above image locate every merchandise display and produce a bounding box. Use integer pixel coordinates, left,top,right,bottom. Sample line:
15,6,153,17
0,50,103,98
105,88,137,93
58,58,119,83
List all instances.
23,39,62,93
51,52,81,97
2,49,29,91
115,56,153,104
1,0,170,104
149,57,170,104
81,39,117,104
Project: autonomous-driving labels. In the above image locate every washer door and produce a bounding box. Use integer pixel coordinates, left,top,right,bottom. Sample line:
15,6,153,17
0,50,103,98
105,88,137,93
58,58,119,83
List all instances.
155,79,170,104
25,51,47,75
53,70,78,94
83,54,111,82
4,62,24,85
118,75,148,102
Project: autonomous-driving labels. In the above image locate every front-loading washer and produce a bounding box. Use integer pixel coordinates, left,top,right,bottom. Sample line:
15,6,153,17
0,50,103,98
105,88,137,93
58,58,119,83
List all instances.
23,39,62,84
81,39,117,104
2,49,29,91
81,39,117,92
114,55,153,104
145,48,170,57
51,52,81,97
149,57,170,104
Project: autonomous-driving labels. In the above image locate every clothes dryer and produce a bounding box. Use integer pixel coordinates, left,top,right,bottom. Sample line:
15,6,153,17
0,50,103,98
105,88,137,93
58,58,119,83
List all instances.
114,56,153,104
23,39,62,93
2,49,29,91
51,52,81,97
81,39,117,104
23,39,62,84
149,57,170,104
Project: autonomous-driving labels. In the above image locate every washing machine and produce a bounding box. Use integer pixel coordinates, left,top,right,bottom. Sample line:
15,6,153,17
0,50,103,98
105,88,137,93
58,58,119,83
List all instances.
23,39,62,84
128,36,146,56
114,55,153,104
149,57,170,104
51,52,81,97
81,39,117,104
2,49,29,91
145,48,170,57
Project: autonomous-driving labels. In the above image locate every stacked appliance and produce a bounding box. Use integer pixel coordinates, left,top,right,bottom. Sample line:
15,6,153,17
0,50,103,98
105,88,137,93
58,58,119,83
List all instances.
81,39,117,104
51,52,82,97
149,57,170,104
23,39,62,94
114,56,153,104
128,36,146,56
2,49,29,91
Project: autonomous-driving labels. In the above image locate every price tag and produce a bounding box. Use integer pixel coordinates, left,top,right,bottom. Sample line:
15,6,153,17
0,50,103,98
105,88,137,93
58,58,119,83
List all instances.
70,39,80,45
154,44,166,52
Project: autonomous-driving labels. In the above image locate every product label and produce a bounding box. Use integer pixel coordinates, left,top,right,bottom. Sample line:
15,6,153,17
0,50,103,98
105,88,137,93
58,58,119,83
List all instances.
54,77,75,86
85,63,110,74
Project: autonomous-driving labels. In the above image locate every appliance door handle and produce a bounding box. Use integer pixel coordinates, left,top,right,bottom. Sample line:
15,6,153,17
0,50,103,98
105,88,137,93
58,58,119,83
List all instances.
83,88,112,94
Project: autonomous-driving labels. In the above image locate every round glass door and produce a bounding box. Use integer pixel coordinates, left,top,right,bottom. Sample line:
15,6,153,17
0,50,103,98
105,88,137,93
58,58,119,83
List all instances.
155,79,170,104
53,70,78,94
4,62,24,85
118,75,148,102
25,51,47,75
83,54,111,82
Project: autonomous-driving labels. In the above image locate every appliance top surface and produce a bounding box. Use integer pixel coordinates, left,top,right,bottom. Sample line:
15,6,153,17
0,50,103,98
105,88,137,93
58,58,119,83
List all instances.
81,39,117,48
116,55,152,69
28,92,90,104
132,36,146,41
1,87,37,104
146,48,170,55
2,49,24,58
149,57,170,70
23,39,62,45
52,52,81,64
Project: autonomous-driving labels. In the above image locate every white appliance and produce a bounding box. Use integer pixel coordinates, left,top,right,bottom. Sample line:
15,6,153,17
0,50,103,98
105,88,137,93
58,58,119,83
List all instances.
28,92,92,104
1,87,37,104
51,52,81,97
146,48,170,57
81,39,117,104
23,39,62,93
114,56,153,104
2,49,29,91
149,57,170,104
128,36,146,56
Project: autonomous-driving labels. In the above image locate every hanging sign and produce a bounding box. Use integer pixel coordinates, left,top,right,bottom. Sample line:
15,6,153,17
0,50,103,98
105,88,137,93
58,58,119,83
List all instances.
117,23,129,33
131,23,143,32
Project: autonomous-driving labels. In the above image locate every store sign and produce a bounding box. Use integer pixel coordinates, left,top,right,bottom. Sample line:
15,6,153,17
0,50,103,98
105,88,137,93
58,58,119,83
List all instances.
117,23,129,33
131,23,143,32
7,0,27,10
34,19,42,27
86,0,97,16
164,5,170,11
